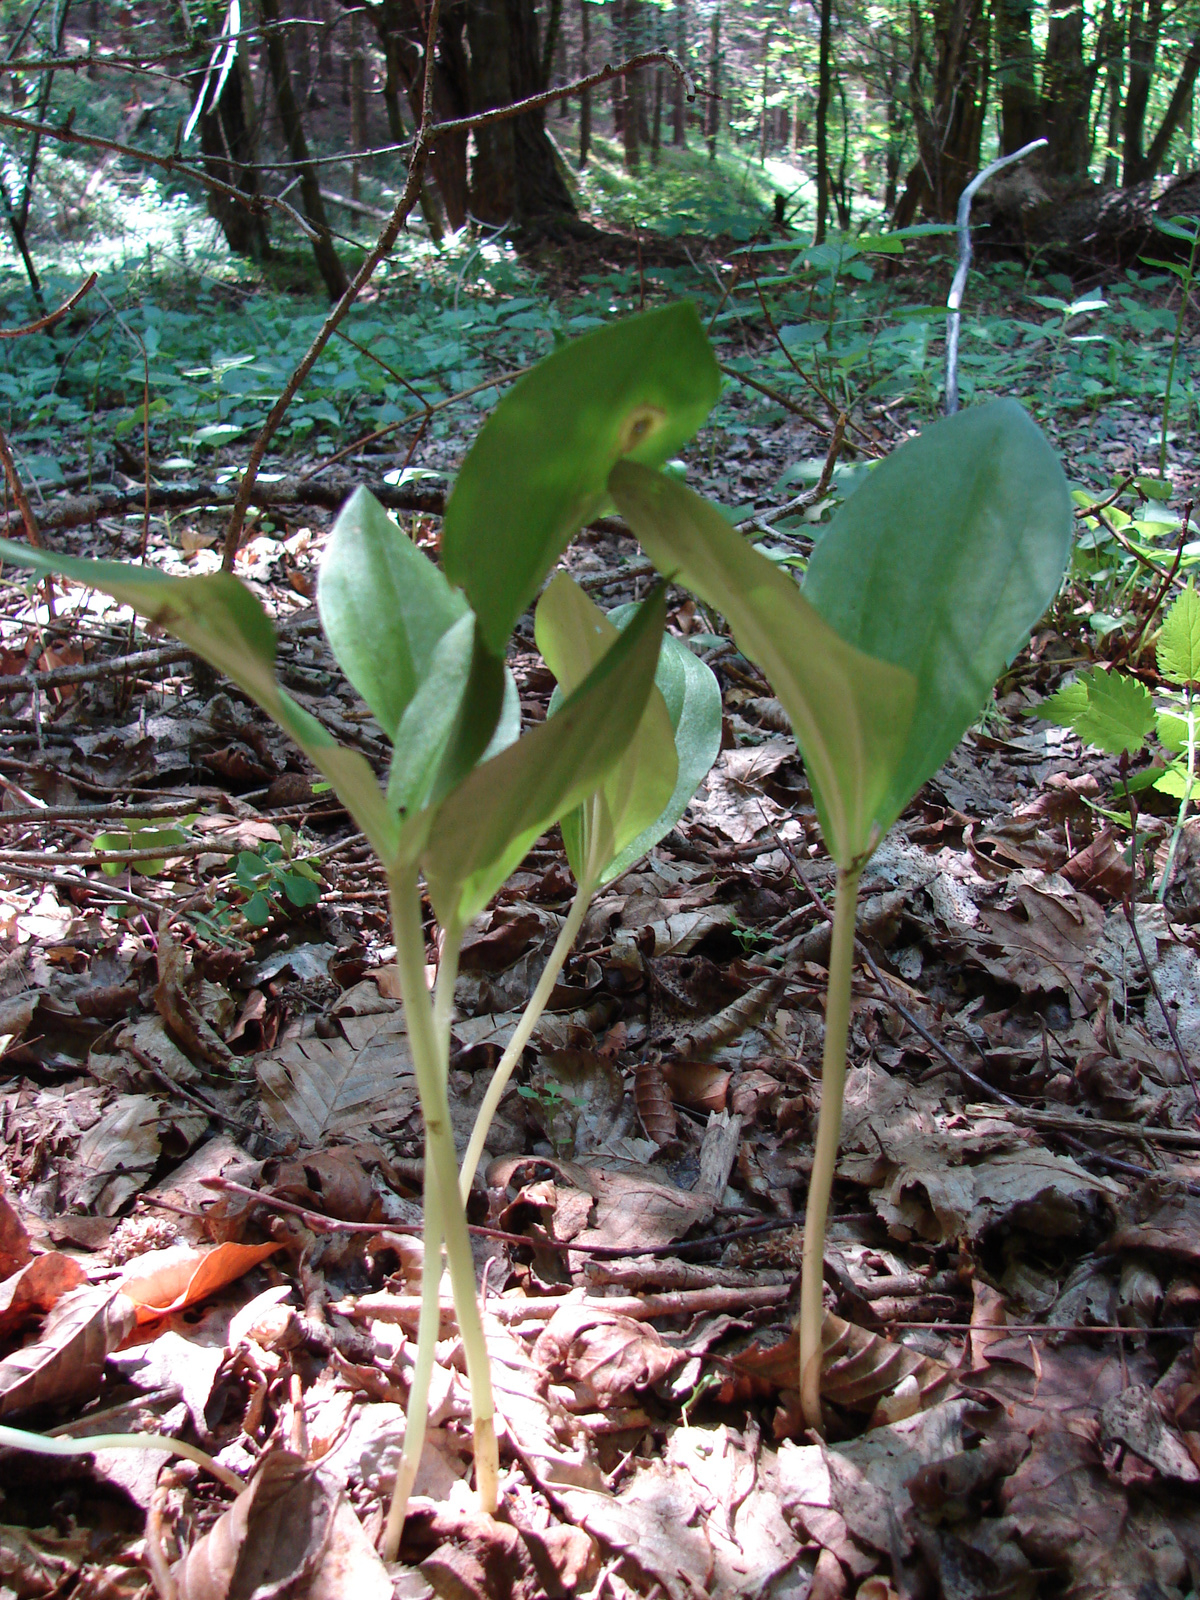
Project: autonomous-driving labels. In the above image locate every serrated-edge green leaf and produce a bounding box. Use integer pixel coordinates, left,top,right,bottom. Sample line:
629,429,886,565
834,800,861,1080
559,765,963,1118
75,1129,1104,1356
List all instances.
1158,581,1200,686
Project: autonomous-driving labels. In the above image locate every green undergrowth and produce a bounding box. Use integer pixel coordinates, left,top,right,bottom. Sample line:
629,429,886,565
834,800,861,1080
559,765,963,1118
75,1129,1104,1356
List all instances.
561,129,807,239
0,202,1194,530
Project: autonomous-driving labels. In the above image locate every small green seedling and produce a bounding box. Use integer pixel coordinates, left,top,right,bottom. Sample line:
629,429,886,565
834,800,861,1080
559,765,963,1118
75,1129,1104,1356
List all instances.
611,397,1072,1429
1040,579,1200,898
232,833,323,927
93,817,195,878
0,303,723,1552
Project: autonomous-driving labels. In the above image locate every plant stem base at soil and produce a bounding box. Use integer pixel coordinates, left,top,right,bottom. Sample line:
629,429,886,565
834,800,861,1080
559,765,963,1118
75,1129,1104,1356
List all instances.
799,865,861,1432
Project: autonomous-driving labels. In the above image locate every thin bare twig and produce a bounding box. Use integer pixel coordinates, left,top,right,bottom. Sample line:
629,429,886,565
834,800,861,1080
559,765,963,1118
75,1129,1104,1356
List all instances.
0,271,95,339
0,421,40,548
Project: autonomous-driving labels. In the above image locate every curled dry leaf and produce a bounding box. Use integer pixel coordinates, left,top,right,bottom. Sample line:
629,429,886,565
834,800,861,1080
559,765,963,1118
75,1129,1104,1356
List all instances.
634,1057,677,1146
173,1447,389,1600
0,1286,136,1418
532,1303,683,1408
0,1252,86,1339
723,1311,955,1427
269,1146,378,1223
660,1059,730,1114
119,1241,284,1323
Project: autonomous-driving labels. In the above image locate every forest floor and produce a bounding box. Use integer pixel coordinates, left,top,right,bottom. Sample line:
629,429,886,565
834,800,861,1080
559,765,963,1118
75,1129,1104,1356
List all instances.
0,242,1196,1600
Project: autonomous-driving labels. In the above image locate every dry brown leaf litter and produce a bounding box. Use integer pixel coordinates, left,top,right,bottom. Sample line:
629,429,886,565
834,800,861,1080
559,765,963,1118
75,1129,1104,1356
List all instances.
0,437,1196,1598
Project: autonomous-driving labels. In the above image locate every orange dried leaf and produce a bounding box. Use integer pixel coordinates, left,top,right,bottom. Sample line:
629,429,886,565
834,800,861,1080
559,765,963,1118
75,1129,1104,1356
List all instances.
120,1241,283,1323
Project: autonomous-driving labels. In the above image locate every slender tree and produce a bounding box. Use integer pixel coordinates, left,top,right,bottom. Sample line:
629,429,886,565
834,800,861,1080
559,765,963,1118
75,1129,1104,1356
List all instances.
259,0,348,299
673,0,688,145
815,0,833,238
580,0,592,165
707,4,721,160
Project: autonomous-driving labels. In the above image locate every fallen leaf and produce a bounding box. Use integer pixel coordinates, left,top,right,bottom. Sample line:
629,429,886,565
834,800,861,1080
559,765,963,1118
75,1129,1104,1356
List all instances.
257,1029,418,1144
0,1253,86,1338
532,1303,683,1407
119,1241,283,1323
0,1286,135,1418
173,1448,389,1600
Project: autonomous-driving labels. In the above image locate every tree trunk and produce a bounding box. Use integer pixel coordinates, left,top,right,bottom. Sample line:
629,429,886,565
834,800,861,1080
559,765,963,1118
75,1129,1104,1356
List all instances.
580,0,592,164
1123,0,1163,184
815,0,832,239
371,0,469,231
706,5,720,161
759,19,771,162
1101,0,1124,183
995,0,1040,154
620,0,641,169
1043,0,1091,180
349,10,366,201
672,0,687,146
1134,20,1200,182
260,0,348,299
467,0,517,220
652,67,663,163
894,0,989,225
196,38,271,259
467,0,578,224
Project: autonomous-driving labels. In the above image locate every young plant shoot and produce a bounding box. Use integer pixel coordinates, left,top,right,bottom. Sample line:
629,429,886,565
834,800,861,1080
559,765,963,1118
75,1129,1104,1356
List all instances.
0,301,1072,1509
0,303,724,1548
611,398,1073,1429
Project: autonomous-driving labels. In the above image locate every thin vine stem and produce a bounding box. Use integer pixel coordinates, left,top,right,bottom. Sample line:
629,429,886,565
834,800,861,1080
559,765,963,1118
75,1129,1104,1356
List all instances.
799,864,861,1432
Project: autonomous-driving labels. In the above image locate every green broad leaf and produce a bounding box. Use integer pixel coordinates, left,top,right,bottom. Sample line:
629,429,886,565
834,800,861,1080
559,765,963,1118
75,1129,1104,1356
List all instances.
801,400,1073,840
536,574,679,888
281,872,321,908
1156,706,1194,755
386,619,521,816
422,587,669,928
242,891,271,926
443,304,720,656
1040,667,1155,755
609,461,916,868
1153,763,1200,800
0,539,400,863
596,601,723,883
318,487,468,740
93,826,188,878
1157,582,1200,686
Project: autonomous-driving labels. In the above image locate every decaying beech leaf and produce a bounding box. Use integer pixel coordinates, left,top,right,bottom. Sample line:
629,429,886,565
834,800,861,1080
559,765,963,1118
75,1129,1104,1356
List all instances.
723,1311,955,1428
0,1253,86,1338
173,1447,390,1600
119,1240,283,1323
532,1302,683,1408
0,1286,136,1418
634,1056,677,1145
